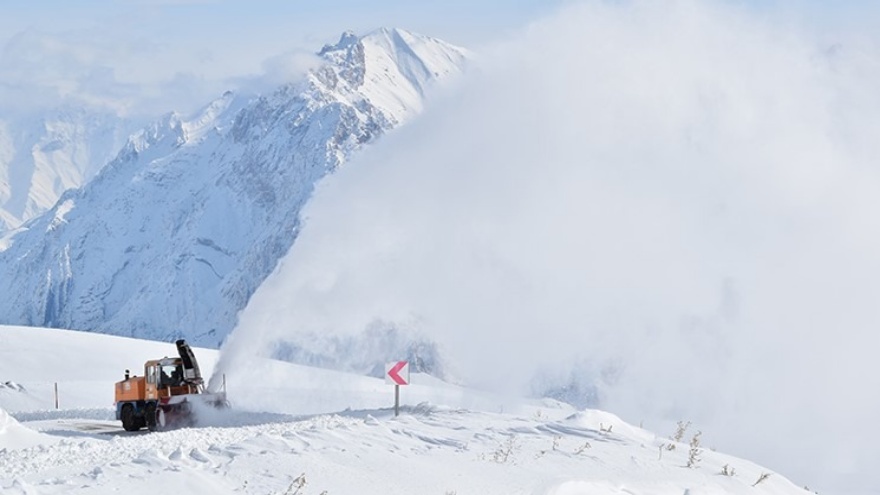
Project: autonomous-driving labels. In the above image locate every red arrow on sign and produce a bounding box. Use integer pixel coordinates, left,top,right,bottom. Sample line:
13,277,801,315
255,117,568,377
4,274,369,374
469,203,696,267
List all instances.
387,361,409,385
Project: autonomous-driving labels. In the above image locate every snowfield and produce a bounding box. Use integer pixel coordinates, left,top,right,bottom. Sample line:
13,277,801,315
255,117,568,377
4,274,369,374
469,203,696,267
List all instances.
1,325,808,494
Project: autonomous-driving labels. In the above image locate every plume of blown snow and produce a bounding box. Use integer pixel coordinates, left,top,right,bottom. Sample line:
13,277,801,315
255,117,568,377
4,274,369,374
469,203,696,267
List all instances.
218,1,880,493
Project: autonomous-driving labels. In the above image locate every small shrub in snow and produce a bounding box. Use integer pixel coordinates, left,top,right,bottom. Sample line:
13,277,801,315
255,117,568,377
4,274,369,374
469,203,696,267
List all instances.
658,440,677,460
752,472,771,487
720,464,736,476
489,435,520,464
573,441,591,455
686,431,703,468
658,444,669,460
283,474,307,495
658,420,693,461
672,420,691,443
537,436,562,459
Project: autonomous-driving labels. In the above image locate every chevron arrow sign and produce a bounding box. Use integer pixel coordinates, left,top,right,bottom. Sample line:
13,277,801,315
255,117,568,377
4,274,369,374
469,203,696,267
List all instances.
385,361,410,385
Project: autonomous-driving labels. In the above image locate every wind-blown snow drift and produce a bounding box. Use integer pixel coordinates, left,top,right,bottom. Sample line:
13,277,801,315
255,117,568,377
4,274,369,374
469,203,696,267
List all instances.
0,407,56,451
221,1,880,493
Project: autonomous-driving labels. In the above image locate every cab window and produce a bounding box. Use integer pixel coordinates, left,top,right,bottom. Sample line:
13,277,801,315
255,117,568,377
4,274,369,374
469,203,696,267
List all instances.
160,365,180,386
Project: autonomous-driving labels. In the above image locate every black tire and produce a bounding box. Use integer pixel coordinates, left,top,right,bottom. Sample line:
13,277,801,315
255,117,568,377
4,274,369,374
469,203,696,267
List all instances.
121,404,140,432
145,402,159,432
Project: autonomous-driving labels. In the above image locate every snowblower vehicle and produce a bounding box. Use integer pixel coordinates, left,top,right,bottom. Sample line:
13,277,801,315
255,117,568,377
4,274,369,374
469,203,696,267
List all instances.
114,339,226,431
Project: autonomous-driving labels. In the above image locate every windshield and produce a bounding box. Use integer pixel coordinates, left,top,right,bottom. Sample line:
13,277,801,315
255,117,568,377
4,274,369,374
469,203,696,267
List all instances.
159,364,182,386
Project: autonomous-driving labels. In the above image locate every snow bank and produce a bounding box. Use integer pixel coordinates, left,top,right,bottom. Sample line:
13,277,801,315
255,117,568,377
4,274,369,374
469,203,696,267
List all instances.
0,406,56,451
0,326,811,495
562,409,655,444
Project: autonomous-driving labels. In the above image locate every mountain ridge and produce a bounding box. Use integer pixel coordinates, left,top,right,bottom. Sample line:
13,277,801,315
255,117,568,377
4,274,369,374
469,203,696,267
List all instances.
0,107,138,231
0,28,468,346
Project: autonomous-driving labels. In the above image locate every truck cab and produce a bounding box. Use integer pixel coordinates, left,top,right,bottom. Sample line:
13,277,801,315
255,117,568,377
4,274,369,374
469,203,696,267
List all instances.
144,358,197,400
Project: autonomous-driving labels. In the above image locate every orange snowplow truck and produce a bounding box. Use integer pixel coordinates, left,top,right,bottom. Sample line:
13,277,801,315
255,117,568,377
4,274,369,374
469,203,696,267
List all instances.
114,339,226,431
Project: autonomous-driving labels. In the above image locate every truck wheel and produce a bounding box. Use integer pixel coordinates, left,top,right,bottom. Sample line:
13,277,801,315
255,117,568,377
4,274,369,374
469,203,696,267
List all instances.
145,402,158,432
121,404,140,431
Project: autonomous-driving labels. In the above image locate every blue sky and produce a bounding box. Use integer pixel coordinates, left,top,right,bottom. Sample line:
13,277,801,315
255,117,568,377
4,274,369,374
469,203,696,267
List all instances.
0,0,568,115
0,0,877,116
0,0,564,48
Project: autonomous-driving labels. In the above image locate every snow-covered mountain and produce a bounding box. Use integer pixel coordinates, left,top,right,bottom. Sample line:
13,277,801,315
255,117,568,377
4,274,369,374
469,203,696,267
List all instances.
0,107,138,232
0,28,468,346
0,324,813,494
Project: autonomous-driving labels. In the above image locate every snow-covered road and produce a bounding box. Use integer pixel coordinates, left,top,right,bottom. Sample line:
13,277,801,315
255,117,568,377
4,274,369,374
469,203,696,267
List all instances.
1,325,808,494
4,404,807,495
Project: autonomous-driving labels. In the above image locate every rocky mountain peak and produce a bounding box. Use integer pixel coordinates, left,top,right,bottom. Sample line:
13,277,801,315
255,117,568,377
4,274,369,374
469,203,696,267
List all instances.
0,29,468,347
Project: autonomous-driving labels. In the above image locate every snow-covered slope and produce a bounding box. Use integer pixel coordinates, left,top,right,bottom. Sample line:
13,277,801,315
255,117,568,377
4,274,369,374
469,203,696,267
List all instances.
0,324,811,494
0,107,137,231
0,28,468,346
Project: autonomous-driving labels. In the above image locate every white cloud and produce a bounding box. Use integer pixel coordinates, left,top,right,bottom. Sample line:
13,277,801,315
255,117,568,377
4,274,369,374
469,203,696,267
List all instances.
229,50,324,96
0,27,322,122
221,1,880,492
0,27,226,117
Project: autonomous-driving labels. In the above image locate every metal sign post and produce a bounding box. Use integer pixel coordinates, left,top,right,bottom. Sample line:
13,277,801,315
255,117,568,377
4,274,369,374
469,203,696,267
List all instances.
385,361,410,417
